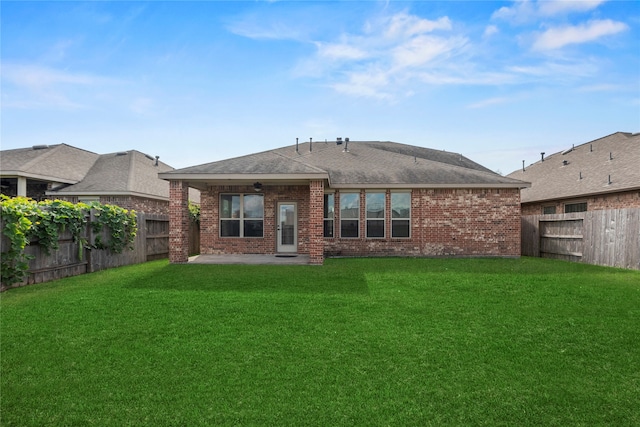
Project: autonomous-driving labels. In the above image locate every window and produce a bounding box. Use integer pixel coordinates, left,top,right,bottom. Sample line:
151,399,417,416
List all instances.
543,205,556,214
391,192,411,238
366,192,385,238
220,194,264,237
340,193,359,238
564,202,587,213
324,194,334,238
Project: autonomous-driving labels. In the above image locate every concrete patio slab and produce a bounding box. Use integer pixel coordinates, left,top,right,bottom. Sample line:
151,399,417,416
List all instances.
188,254,311,265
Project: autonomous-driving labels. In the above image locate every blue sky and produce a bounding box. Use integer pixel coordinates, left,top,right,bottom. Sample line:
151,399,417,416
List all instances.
2,1,638,175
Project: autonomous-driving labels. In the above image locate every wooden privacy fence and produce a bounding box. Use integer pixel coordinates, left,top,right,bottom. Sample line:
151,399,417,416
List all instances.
521,208,640,270
1,213,201,288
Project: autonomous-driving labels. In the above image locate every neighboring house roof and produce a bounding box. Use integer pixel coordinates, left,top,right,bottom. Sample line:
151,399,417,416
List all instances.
1,144,200,203
0,144,99,184
160,140,528,190
507,132,640,204
49,150,174,200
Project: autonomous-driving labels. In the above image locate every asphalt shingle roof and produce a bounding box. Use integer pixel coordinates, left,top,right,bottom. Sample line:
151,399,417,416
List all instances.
162,140,527,188
52,151,174,198
0,144,99,183
507,132,640,203
1,144,195,201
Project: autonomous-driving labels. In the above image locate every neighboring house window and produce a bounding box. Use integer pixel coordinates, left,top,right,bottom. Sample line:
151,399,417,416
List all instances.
79,196,100,203
366,192,385,238
324,194,334,238
564,202,587,213
543,205,556,214
391,192,411,238
340,193,360,238
220,194,264,237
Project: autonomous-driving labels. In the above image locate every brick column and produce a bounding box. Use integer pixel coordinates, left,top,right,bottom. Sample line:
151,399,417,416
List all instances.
169,180,190,263
309,180,324,265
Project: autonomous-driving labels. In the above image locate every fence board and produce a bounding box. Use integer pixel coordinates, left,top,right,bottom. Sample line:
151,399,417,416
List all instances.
1,212,201,289
522,208,640,270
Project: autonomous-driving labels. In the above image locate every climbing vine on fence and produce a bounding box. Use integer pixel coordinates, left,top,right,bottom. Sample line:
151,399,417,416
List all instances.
0,196,137,287
90,203,138,253
189,201,200,224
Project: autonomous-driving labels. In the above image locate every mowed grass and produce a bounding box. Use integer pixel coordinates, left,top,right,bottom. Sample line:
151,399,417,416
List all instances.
1,257,639,426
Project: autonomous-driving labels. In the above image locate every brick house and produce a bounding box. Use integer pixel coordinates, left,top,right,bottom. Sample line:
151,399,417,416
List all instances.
1,144,199,214
160,140,528,265
507,132,640,215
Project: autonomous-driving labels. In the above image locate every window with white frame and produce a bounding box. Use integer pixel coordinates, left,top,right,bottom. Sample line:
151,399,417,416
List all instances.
366,192,385,238
391,192,411,238
340,192,359,238
220,194,264,237
324,193,334,238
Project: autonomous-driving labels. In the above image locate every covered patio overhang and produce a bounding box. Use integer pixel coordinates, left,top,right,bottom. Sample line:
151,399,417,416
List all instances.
160,172,329,265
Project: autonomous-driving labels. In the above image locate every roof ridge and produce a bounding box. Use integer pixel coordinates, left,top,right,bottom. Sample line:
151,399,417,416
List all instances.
20,144,62,171
364,143,498,175
126,151,136,192
271,150,328,173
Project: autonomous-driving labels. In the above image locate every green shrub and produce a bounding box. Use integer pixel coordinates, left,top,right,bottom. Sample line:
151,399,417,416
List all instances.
0,196,137,287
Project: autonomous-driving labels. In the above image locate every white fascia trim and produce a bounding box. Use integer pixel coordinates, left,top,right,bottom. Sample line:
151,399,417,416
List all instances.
331,182,531,189
158,173,329,181
45,191,169,201
1,171,78,184
522,185,640,204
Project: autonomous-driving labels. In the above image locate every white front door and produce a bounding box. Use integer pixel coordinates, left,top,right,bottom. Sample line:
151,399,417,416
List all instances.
277,202,297,253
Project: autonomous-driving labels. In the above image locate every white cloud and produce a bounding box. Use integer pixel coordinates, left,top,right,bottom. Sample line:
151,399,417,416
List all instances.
538,0,606,16
532,19,628,50
576,83,625,92
1,63,121,109
315,42,369,60
492,1,537,23
466,97,511,109
492,0,608,23
384,14,452,39
295,12,470,99
391,35,466,69
2,63,108,88
483,25,499,38
330,68,393,100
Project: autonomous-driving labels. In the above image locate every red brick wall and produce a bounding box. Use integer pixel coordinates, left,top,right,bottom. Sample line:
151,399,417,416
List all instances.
199,185,522,260
169,180,189,263
54,195,169,215
522,190,640,215
200,184,312,256
324,188,521,257
308,180,324,264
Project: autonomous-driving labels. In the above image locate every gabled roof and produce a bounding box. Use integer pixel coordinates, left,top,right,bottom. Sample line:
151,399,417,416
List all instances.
507,132,640,204
160,140,528,190
48,150,174,200
0,144,99,184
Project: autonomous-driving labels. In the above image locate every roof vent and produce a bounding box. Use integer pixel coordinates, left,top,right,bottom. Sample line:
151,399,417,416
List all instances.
145,154,155,161
541,152,545,162
116,152,128,156
562,160,569,166
561,147,573,155
32,145,49,150
336,137,343,145
343,138,349,153
155,156,159,166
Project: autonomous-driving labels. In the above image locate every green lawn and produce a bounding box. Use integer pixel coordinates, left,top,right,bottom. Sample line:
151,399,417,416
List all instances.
1,257,639,426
